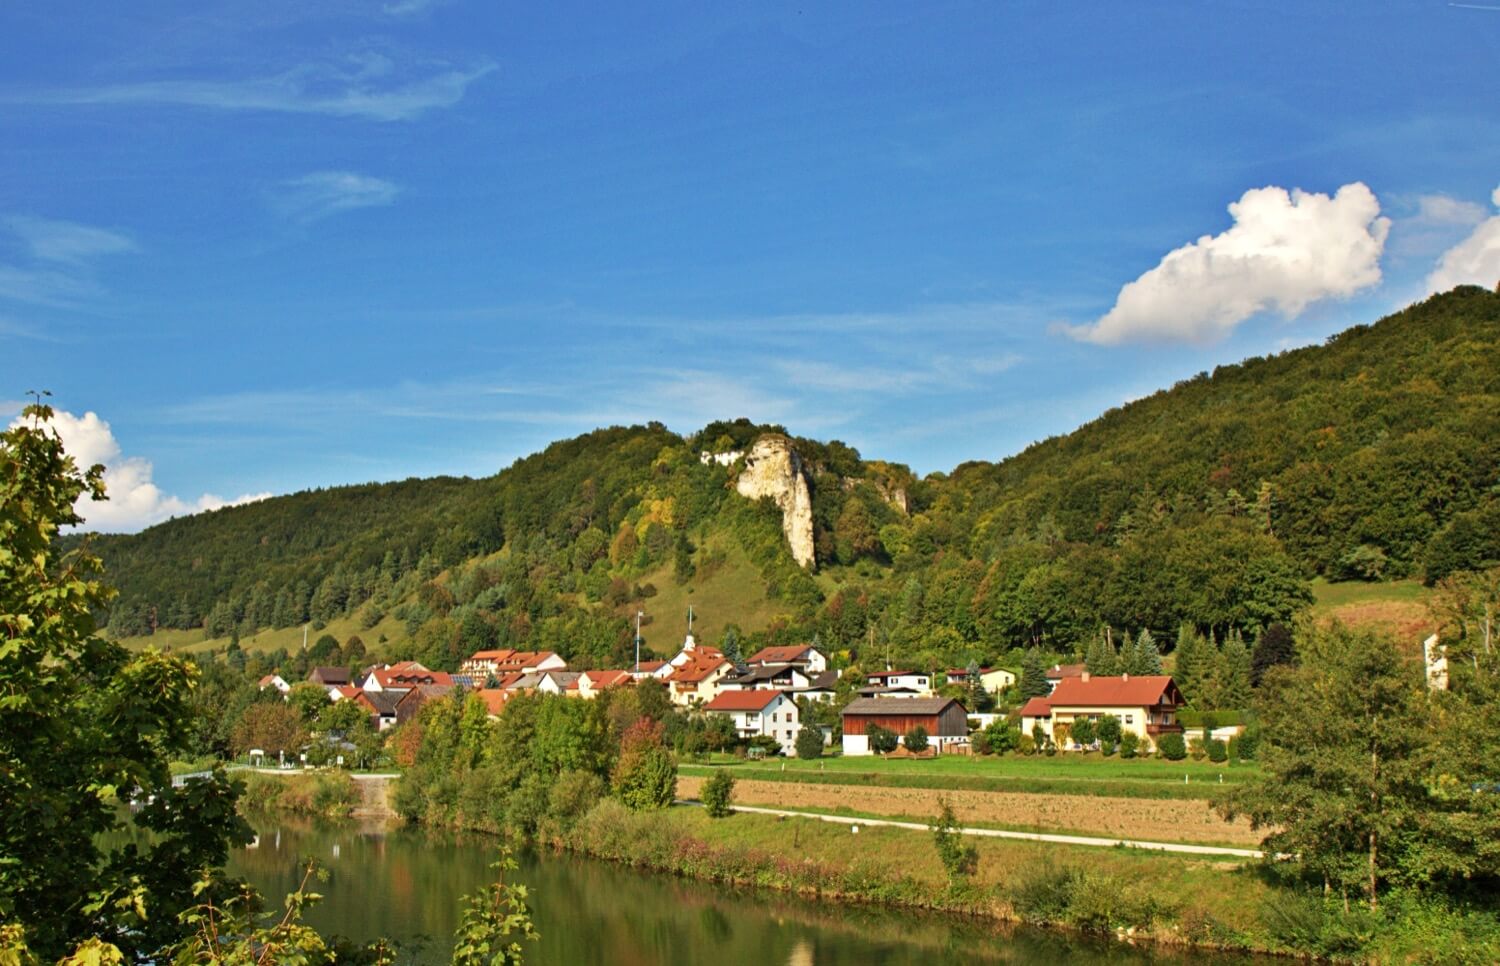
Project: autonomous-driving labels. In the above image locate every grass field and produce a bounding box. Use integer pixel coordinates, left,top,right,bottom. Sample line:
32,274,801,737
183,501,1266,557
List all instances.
115,610,411,657
676,775,1260,847
681,752,1258,801
633,533,801,645
1309,577,1435,641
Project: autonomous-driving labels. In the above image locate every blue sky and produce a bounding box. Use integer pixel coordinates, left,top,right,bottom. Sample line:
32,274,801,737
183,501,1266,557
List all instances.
3,1,1499,530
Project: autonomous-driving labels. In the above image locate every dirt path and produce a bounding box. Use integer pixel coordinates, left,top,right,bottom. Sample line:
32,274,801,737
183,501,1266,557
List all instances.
677,775,1260,847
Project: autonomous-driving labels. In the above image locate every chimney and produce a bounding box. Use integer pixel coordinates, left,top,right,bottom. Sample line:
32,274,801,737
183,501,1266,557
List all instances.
1122,672,1129,681
1080,670,1090,683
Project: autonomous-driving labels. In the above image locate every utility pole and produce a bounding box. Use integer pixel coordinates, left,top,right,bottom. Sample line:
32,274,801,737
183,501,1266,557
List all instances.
634,610,645,671
302,623,308,652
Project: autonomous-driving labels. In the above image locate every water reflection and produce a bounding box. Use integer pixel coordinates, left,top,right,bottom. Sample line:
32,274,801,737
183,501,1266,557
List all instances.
229,814,1269,966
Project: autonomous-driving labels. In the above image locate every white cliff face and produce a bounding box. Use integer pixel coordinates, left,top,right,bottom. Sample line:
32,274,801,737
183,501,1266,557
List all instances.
735,435,816,569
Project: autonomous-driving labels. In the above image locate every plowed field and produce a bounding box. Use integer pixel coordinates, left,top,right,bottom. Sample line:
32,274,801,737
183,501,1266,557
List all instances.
677,775,1260,846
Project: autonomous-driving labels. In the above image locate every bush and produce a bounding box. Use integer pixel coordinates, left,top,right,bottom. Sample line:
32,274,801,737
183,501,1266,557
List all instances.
700,770,735,818
984,719,1021,755
1234,729,1260,761
1118,732,1140,759
1095,716,1121,754
867,724,899,754
549,770,606,828
795,725,824,760
1158,732,1187,761
1070,717,1097,749
1206,738,1228,763
1188,738,1207,761
930,798,977,884
904,726,929,753
970,731,992,755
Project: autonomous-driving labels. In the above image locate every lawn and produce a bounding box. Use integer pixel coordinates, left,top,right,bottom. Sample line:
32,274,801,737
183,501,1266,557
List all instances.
632,533,800,645
1309,577,1435,640
114,610,411,657
682,751,1259,800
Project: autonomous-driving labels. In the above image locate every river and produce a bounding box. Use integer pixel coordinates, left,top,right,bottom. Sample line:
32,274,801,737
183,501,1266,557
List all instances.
229,814,1271,965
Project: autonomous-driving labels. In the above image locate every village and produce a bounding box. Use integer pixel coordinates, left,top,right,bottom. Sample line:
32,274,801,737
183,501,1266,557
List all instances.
257,626,1226,763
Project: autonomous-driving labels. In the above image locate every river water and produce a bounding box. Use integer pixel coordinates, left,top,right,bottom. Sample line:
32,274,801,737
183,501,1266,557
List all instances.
229,815,1269,965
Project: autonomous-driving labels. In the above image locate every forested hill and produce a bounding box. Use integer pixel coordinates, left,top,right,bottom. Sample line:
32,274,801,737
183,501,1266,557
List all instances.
89,285,1500,673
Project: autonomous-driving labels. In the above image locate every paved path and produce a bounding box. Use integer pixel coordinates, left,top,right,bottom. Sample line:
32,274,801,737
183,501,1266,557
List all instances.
680,800,1264,859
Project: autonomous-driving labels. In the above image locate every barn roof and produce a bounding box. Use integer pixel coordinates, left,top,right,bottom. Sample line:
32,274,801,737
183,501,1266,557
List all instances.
841,697,964,717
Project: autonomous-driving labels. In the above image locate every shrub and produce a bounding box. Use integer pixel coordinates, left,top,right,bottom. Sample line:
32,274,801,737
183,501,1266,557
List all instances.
1095,715,1121,754
1188,738,1207,761
930,798,977,884
700,770,735,818
1158,732,1187,761
867,724,899,754
984,719,1021,755
1206,738,1228,763
904,726,929,754
1118,732,1140,759
1234,729,1260,761
1070,717,1097,749
795,725,824,760
970,731,991,755
549,770,606,828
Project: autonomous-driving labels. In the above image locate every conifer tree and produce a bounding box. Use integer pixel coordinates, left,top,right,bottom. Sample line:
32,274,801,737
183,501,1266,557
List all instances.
1219,629,1253,710
1251,621,1296,686
1018,648,1050,699
1173,624,1210,707
1126,629,1162,675
1085,627,1118,675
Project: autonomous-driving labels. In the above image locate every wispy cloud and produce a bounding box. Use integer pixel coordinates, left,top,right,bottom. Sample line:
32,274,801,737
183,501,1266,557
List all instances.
7,58,496,122
4,215,136,263
271,171,399,223
383,0,449,15
0,215,137,307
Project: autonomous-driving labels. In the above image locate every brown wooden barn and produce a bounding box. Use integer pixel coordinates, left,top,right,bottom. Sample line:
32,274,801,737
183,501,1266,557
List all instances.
841,697,969,755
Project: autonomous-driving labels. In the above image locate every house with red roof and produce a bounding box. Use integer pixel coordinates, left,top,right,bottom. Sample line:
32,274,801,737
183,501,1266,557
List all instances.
629,660,671,681
1019,672,1185,752
702,689,801,756
665,648,734,707
745,644,828,674
578,669,633,699
461,649,567,677
362,667,456,695
1044,663,1087,694
257,673,290,694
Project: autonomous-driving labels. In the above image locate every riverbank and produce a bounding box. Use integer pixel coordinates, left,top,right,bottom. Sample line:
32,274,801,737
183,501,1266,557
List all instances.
560,798,1276,955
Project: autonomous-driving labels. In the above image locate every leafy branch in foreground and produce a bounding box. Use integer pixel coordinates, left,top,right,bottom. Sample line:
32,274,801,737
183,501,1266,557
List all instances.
451,849,539,966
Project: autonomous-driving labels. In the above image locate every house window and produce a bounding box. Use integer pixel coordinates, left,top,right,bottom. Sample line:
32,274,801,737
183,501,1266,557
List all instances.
1124,715,1133,725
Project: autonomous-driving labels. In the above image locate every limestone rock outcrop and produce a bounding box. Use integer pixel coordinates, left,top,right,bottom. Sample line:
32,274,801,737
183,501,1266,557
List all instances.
735,435,816,569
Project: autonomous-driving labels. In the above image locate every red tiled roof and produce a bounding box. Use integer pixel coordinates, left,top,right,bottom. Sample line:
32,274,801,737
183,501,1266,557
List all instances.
747,644,812,664
668,654,731,684
1019,697,1053,717
1047,674,1180,708
634,660,667,673
371,668,454,689
1046,663,1087,679
583,670,632,689
477,688,514,715
704,689,785,712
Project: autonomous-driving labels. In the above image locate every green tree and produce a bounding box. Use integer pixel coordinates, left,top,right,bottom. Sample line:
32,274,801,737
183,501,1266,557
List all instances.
1118,731,1140,759
700,770,736,818
795,724,824,760
1157,732,1187,760
930,797,977,885
1018,649,1050,699
1218,629,1253,710
288,680,331,722
904,725,929,753
867,724,899,754
1218,622,1431,911
1095,714,1122,754
1070,717,1097,749
612,719,677,810
0,404,253,961
1084,629,1118,675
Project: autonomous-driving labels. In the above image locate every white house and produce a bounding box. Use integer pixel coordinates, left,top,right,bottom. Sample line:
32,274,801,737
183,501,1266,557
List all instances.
257,674,290,694
702,690,801,756
864,670,931,693
745,644,829,674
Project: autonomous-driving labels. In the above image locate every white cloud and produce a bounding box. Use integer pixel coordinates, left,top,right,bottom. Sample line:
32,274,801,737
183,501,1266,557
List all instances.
272,171,399,223
10,409,270,533
4,215,136,263
10,59,495,122
1411,193,1489,228
1063,182,1390,345
1426,185,1500,295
